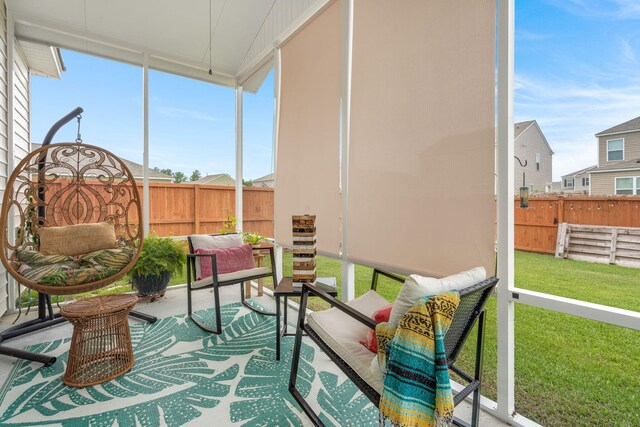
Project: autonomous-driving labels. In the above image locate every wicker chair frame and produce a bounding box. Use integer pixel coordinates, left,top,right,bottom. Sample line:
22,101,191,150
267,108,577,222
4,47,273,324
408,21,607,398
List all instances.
0,142,143,295
289,270,499,427
0,109,155,367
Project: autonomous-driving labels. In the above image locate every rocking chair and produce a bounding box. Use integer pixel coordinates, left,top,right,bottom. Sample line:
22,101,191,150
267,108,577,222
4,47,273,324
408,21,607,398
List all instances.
289,268,498,427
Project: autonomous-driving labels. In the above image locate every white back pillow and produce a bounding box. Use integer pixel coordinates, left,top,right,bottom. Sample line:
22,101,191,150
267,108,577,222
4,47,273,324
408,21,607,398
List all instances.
190,234,244,279
387,266,486,327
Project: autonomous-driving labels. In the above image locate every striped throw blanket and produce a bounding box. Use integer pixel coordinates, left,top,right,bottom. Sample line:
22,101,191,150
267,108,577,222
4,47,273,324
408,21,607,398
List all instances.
376,292,460,427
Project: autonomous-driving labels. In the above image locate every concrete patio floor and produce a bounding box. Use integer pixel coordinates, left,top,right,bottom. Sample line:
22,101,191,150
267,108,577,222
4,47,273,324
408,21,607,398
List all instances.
0,284,510,427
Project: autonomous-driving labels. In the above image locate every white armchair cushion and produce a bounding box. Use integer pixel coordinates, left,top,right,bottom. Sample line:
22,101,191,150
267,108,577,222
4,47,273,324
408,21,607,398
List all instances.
307,290,390,393
189,234,244,280
387,266,486,327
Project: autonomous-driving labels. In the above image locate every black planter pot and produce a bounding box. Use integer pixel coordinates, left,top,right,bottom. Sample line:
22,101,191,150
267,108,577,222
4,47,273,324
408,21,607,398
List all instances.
132,271,172,297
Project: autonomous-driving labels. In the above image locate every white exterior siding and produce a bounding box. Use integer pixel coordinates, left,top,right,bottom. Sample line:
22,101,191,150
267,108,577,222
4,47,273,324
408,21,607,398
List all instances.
0,4,31,317
0,1,10,317
513,122,553,194
13,44,29,165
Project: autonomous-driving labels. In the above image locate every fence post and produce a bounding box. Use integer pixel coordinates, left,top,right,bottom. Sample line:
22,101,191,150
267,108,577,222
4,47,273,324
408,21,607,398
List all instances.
557,196,564,225
194,185,201,234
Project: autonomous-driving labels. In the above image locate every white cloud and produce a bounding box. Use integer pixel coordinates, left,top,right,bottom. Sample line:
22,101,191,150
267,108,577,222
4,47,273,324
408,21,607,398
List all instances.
515,73,640,180
543,0,640,20
620,36,638,63
516,30,553,41
156,106,221,122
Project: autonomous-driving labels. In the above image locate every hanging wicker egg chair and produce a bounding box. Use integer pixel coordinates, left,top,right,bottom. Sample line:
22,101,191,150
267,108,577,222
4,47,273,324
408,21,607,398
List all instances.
0,141,143,296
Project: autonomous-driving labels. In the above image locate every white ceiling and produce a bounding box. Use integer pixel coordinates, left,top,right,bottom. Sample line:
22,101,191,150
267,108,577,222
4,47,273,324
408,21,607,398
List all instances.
7,0,327,91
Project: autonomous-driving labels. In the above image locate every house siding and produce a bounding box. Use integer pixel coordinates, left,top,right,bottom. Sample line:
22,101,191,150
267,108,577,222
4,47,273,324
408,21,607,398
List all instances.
591,169,640,195
0,5,31,317
0,0,10,317
598,131,640,166
561,171,591,194
514,124,553,194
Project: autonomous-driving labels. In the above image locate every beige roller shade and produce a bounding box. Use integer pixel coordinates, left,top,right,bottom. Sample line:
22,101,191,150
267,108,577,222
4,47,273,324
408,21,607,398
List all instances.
347,0,496,277
275,1,341,256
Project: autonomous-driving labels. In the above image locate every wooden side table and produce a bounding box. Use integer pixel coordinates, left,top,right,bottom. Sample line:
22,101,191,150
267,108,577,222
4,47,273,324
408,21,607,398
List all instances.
60,294,138,387
273,277,337,360
245,251,265,298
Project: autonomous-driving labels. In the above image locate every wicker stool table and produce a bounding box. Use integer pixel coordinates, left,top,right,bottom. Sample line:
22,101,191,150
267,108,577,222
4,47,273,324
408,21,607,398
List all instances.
60,294,138,387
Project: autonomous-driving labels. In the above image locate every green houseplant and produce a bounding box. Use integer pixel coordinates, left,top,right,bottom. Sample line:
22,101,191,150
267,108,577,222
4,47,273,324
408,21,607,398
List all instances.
129,235,186,298
243,232,264,247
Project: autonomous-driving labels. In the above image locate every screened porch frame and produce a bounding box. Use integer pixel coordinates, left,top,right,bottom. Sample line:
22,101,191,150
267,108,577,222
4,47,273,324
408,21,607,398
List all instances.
2,2,638,427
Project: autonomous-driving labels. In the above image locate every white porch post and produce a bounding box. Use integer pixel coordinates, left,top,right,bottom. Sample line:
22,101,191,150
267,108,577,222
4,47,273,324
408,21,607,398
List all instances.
496,0,515,421
142,53,150,237
6,9,16,312
235,85,244,232
273,46,283,282
340,0,355,301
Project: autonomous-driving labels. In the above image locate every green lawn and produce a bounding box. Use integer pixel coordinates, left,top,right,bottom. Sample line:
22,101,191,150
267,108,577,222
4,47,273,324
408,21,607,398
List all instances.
281,250,640,427
27,250,637,426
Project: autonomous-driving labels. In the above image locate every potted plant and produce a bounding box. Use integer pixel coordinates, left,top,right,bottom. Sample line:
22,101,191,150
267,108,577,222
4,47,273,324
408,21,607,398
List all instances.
243,232,264,248
129,235,186,298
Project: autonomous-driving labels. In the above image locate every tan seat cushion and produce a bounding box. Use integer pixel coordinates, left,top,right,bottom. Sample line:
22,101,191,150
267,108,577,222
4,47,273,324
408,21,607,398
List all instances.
307,290,389,393
190,266,271,289
38,222,117,256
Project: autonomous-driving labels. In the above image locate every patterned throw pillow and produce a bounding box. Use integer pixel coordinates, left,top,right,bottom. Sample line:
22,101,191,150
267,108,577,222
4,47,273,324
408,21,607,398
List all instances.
360,303,393,353
195,243,255,279
189,233,244,279
79,247,134,270
15,246,133,286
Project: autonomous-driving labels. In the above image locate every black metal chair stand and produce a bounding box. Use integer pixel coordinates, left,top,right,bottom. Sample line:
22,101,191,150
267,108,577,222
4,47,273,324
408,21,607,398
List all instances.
289,270,498,427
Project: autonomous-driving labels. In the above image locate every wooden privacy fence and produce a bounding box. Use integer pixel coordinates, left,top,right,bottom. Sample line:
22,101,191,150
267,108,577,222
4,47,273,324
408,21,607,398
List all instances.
515,196,640,254
147,183,273,237
41,180,274,238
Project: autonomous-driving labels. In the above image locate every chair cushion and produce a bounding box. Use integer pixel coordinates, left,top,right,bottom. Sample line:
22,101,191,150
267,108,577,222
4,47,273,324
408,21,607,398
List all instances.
15,246,134,286
38,222,116,256
190,266,271,289
388,266,486,327
195,243,254,279
307,290,390,393
189,233,244,279
360,303,393,353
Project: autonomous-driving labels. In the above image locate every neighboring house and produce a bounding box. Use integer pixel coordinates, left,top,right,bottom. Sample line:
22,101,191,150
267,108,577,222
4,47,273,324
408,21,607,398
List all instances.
589,115,640,195
194,173,236,186
252,173,274,188
513,120,554,194
31,144,173,183
560,165,597,194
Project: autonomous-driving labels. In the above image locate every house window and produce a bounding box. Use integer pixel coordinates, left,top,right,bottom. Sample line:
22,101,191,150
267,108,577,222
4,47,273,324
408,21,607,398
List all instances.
582,177,589,186
607,139,624,161
535,153,540,171
564,178,574,188
615,177,635,195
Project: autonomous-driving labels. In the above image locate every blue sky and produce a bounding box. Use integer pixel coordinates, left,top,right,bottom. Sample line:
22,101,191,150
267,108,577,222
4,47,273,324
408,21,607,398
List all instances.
31,52,275,181
515,0,640,179
31,0,640,182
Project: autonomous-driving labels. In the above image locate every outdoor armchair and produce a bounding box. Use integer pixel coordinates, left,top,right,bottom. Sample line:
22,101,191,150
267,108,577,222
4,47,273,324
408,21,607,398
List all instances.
186,233,276,334
289,268,498,427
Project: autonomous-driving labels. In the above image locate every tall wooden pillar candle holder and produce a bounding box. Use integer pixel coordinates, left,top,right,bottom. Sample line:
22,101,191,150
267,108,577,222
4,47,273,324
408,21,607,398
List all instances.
292,215,316,287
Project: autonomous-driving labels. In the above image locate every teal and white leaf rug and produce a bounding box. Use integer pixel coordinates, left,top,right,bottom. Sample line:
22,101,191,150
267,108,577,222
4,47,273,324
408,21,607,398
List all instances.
0,302,377,426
